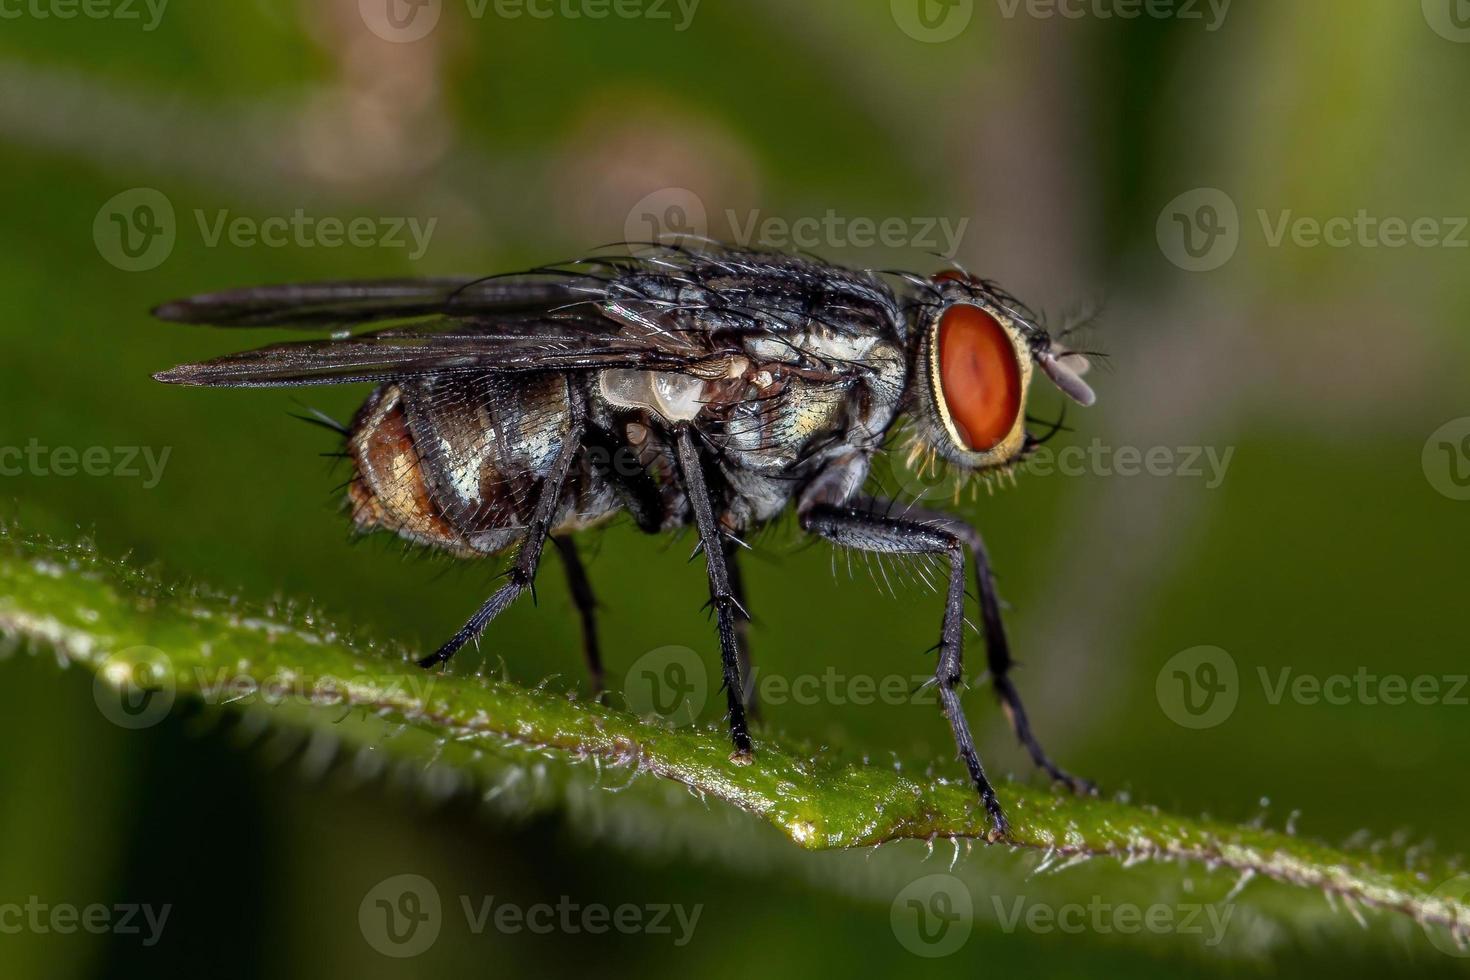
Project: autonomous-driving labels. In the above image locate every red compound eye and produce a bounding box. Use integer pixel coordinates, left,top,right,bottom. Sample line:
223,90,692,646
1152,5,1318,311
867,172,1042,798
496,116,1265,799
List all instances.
936,304,1023,452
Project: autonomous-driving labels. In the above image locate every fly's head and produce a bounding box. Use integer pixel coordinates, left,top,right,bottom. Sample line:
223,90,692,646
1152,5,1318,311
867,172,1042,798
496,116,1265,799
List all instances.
904,271,1096,482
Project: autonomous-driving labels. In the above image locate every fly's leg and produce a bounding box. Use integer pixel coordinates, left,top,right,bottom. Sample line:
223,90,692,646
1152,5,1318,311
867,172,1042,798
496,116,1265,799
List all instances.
552,535,604,698
673,426,753,761
723,538,759,720
418,401,585,669
856,496,1094,795
801,503,1008,837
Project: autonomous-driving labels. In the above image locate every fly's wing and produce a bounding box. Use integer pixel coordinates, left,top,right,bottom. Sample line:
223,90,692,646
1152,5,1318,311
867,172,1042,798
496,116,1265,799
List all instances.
153,278,728,388
151,274,594,328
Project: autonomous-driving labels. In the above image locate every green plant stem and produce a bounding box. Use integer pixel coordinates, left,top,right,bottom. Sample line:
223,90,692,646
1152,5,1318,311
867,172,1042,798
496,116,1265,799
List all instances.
0,524,1465,948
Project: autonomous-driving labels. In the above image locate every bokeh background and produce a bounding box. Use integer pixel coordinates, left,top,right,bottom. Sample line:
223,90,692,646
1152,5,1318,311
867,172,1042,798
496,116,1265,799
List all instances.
1,0,1469,976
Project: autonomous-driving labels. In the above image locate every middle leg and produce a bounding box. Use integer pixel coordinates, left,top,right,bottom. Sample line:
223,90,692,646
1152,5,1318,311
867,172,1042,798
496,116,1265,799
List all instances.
723,538,759,720
673,425,753,760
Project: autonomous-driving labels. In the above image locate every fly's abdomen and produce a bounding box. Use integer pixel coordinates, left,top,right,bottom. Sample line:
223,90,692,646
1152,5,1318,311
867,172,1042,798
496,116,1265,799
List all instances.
347,382,479,556
348,373,614,556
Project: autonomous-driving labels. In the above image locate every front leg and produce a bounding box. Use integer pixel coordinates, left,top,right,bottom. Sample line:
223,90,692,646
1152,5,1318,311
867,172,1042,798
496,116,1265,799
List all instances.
855,496,1094,795
673,425,753,761
800,503,1008,837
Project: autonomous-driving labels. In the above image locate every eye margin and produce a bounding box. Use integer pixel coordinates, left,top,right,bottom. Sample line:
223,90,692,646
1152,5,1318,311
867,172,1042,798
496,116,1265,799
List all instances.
924,299,1034,468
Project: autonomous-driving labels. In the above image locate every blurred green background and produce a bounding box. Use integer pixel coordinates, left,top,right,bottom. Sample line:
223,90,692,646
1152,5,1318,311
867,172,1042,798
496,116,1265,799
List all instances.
2,0,1469,976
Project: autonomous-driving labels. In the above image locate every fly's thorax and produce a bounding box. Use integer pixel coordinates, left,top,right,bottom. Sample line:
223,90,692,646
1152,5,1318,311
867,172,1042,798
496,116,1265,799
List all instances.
595,355,748,423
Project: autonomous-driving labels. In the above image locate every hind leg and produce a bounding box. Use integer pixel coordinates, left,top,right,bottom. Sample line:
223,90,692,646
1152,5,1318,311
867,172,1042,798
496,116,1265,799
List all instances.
552,535,605,698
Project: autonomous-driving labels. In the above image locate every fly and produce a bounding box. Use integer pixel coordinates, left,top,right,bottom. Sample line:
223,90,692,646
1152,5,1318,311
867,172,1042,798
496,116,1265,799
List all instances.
152,242,1100,836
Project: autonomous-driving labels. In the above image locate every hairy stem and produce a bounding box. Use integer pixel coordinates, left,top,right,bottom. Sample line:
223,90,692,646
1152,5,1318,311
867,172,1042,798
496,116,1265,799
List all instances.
0,524,1465,952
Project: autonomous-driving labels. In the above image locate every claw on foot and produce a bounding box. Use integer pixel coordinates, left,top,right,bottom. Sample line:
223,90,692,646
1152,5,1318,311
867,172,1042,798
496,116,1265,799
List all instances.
1050,770,1098,797
985,806,1011,842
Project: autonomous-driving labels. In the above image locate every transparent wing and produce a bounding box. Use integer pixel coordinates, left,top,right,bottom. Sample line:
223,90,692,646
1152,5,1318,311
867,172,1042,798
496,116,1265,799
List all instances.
153,307,725,388
150,275,595,329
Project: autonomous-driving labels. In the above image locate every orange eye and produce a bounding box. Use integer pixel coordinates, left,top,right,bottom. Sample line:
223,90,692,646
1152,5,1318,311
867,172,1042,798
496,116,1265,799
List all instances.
937,304,1023,452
